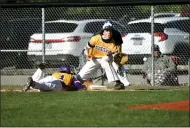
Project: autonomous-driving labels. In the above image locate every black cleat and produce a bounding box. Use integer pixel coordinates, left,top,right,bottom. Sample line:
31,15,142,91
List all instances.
114,82,125,90
22,77,33,92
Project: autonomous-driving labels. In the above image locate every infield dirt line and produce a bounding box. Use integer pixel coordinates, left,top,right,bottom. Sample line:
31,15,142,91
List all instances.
127,100,190,111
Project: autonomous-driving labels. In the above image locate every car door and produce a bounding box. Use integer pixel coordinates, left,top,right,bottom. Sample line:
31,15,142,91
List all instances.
164,19,190,54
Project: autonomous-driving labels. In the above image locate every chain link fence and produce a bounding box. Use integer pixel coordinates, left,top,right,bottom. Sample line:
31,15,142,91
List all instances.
0,4,189,86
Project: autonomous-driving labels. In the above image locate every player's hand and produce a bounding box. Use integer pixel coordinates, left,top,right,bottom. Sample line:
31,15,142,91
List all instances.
86,56,91,61
107,52,113,62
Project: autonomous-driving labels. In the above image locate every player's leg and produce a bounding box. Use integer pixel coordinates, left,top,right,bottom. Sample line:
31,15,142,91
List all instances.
34,76,63,91
78,59,101,81
22,68,46,92
77,51,105,85
22,77,34,92
77,59,101,88
92,67,107,85
32,68,46,81
112,62,130,86
100,58,125,90
99,56,120,82
100,60,119,83
32,62,47,81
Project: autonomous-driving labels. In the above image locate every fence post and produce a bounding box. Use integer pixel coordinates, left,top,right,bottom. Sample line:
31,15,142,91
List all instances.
42,8,45,64
151,6,155,86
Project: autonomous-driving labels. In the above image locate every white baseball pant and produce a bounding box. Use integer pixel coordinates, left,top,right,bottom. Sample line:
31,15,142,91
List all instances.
78,56,130,86
31,68,62,91
32,68,46,81
112,62,130,86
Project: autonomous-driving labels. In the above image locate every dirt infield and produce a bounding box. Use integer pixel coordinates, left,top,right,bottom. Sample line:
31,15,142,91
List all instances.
127,100,189,111
0,89,40,92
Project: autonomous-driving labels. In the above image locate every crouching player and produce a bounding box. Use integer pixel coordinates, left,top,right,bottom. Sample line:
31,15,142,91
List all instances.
22,64,86,92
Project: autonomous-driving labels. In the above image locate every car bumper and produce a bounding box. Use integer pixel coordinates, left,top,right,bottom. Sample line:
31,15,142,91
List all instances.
27,54,79,67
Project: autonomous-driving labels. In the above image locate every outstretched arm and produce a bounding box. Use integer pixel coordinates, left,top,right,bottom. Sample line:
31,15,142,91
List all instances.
72,77,85,90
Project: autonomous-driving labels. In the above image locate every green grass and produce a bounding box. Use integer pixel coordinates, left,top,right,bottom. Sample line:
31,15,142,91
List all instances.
1,86,189,127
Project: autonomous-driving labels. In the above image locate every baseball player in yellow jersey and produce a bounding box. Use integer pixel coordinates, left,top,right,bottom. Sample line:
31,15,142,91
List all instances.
23,64,85,92
78,21,130,90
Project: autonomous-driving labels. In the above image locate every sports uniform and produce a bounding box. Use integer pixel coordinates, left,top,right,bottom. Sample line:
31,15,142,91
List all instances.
78,21,130,89
23,65,85,92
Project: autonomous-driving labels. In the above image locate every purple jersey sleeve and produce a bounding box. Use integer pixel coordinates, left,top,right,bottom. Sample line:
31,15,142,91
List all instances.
72,77,83,90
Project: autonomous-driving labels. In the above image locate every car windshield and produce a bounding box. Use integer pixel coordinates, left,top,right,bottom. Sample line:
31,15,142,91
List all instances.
126,22,164,33
112,23,127,34
84,21,104,33
37,22,78,33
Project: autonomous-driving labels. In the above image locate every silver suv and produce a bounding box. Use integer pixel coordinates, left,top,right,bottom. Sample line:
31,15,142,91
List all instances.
122,16,190,64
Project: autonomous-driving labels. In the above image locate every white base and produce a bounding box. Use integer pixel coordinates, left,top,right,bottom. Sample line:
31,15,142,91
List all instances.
88,85,107,90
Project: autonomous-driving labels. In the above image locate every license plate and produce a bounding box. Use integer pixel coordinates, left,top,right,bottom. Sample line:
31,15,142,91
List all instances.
133,40,142,45
45,43,52,49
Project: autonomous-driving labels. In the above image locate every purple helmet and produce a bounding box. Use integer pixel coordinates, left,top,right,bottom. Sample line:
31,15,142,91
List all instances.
59,65,71,73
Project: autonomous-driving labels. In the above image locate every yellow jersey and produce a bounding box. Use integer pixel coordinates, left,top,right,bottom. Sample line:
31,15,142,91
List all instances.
52,72,73,86
88,34,121,58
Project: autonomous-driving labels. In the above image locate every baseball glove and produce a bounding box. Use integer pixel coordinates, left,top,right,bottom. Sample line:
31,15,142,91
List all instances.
113,53,128,65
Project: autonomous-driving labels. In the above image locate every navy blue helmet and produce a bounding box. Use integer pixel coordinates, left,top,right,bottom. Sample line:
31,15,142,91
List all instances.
59,65,71,73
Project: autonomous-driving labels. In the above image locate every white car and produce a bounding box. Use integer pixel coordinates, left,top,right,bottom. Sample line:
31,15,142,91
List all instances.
27,19,127,67
122,16,190,64
149,13,181,18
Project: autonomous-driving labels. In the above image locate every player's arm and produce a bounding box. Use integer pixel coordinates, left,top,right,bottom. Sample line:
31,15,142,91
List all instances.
72,77,85,90
84,36,96,60
164,56,176,72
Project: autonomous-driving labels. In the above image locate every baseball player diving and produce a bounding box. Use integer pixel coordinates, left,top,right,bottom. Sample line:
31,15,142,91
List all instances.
23,64,86,92
77,21,131,90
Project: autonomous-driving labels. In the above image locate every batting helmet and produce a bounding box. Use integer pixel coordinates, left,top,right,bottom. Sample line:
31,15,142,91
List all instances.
59,65,71,73
102,21,114,31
